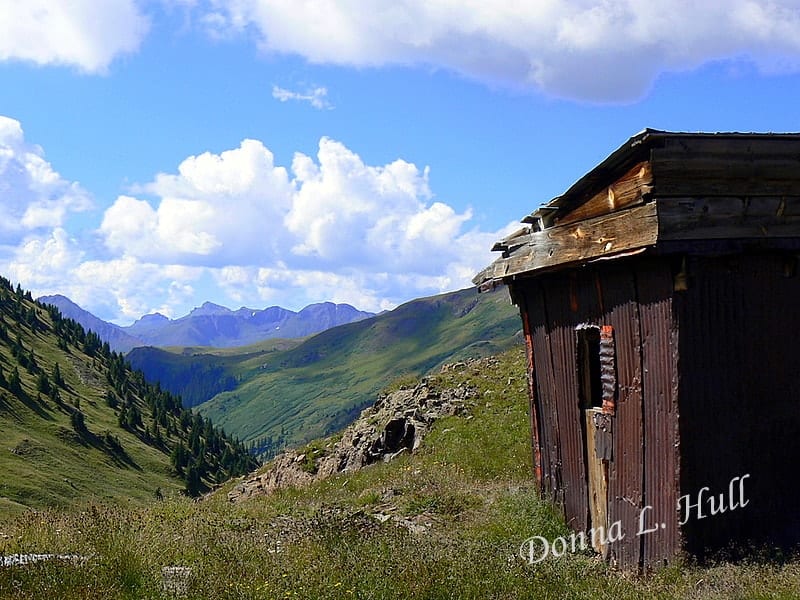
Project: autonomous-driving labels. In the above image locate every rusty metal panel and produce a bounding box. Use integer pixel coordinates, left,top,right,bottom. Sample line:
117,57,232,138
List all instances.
599,325,616,415
522,281,562,502
599,264,645,569
636,262,681,569
676,254,800,557
541,274,590,529
591,411,613,461
518,297,542,487
514,257,681,570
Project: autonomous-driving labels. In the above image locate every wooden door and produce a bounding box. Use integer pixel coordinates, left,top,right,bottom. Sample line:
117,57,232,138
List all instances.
585,408,611,555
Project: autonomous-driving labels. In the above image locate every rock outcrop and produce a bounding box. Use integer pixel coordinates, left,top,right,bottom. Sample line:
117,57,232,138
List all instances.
227,378,477,503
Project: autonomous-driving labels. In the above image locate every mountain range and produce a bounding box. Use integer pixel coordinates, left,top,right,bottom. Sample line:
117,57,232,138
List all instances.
127,286,522,454
38,295,374,352
37,286,521,457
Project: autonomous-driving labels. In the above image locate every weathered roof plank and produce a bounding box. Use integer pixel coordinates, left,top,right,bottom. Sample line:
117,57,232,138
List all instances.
475,131,800,288
473,202,658,285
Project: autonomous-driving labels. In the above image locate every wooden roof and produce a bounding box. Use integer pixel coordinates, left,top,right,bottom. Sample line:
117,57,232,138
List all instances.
474,130,800,289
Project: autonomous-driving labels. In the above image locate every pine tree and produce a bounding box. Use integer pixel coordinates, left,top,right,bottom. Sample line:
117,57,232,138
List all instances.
36,372,50,394
185,464,202,497
53,363,63,387
8,367,21,395
70,410,86,434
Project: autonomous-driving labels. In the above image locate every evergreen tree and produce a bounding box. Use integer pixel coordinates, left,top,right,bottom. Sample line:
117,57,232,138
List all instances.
185,464,202,497
48,385,61,405
36,372,50,394
8,367,21,395
70,410,86,434
52,363,63,387
105,390,118,409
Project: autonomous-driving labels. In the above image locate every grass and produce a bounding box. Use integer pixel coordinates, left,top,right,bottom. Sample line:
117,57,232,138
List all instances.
3,347,800,598
0,309,184,514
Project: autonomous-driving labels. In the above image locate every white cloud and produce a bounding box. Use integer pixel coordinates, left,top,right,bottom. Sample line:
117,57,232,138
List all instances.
0,116,92,242
0,117,512,321
101,139,294,265
0,226,201,323
3,228,85,288
95,135,512,314
286,138,477,277
0,0,149,72
71,259,202,321
203,0,800,102
272,85,333,110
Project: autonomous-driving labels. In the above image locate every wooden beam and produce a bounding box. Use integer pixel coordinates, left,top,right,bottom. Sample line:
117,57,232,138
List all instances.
652,140,800,197
657,196,800,240
555,161,653,226
473,202,659,285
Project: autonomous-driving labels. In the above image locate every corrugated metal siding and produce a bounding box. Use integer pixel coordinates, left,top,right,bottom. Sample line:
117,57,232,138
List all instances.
524,283,562,502
519,304,542,486
635,262,681,569
513,257,680,570
541,273,593,529
600,264,645,568
676,254,800,557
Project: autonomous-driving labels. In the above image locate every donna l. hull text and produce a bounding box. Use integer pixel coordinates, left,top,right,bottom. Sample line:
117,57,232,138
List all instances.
520,473,750,564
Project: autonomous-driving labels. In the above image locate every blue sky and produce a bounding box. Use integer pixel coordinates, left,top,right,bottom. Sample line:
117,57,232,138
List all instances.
2,1,800,324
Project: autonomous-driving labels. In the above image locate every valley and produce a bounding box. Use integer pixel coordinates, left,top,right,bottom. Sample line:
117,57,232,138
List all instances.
129,286,521,453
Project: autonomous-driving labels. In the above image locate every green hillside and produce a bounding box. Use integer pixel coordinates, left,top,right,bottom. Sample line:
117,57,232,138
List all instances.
127,338,302,408
0,277,256,516
3,346,796,599
194,286,520,452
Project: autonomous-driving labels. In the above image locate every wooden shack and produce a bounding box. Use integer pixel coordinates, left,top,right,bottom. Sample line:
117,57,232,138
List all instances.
474,130,800,570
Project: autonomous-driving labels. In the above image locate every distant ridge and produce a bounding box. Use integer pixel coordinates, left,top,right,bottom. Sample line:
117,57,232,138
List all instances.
37,295,375,351
38,295,143,353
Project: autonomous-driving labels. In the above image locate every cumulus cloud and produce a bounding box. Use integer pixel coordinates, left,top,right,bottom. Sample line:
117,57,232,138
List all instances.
0,116,92,243
3,230,201,322
285,138,480,279
102,135,506,275
0,0,149,72
272,85,333,109
95,135,513,314
101,139,293,265
202,0,800,102
0,118,512,321
71,259,202,321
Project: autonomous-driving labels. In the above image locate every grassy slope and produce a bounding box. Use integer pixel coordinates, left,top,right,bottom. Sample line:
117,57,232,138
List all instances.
196,286,521,447
0,286,255,517
0,309,180,516
4,346,800,599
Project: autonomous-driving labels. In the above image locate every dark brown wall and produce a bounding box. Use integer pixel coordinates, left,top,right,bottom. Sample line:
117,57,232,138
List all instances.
514,257,680,570
675,253,800,558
